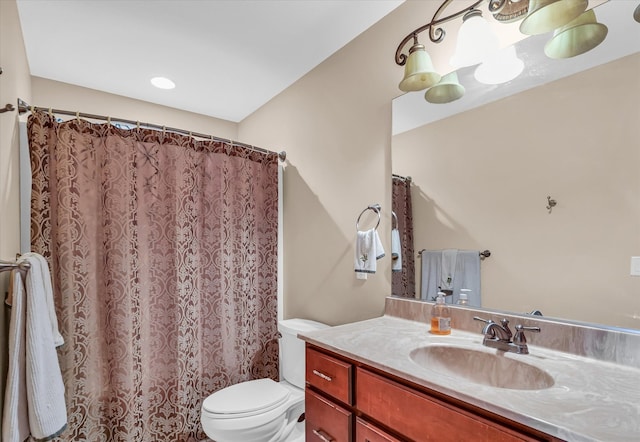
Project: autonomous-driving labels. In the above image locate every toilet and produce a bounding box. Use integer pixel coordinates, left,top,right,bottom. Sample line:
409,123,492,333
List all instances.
201,318,329,442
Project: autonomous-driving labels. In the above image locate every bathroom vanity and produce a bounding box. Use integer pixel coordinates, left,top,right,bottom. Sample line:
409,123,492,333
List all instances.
300,298,640,442
305,345,551,441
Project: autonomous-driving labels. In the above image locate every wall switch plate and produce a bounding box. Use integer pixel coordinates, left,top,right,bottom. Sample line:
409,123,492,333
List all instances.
631,257,640,276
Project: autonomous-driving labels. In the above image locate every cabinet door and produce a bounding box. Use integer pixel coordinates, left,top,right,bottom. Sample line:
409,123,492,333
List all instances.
306,347,353,404
306,389,352,442
356,368,537,442
355,417,403,442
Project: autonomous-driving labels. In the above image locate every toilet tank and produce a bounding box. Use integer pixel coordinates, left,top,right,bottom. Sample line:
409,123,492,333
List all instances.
278,318,330,389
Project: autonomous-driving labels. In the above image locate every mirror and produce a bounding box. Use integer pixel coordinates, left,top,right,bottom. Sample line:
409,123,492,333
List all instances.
391,1,640,331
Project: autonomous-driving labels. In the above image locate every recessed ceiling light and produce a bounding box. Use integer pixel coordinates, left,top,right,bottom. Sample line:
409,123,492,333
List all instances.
150,76,175,90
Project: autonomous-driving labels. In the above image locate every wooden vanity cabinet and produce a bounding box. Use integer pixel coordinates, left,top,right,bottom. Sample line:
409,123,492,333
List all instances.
355,417,403,442
305,347,353,441
305,344,560,442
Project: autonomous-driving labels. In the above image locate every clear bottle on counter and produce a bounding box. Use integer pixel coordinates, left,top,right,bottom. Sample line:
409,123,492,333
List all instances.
430,292,451,335
457,289,471,306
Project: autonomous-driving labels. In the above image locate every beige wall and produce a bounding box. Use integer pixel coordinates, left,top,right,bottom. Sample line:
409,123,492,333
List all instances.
0,0,32,431
31,77,238,140
393,53,640,329
236,6,429,326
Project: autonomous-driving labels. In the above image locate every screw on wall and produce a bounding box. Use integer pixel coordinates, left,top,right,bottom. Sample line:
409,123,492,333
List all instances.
546,196,557,214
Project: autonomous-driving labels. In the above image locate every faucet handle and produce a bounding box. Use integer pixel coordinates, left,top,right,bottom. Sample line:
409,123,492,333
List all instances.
473,316,493,324
500,318,513,339
513,324,540,345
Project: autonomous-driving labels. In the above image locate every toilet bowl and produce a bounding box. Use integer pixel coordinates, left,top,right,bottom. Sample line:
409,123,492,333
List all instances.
200,318,329,442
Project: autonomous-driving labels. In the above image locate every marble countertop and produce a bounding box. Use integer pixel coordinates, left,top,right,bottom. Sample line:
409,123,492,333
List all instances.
299,315,640,442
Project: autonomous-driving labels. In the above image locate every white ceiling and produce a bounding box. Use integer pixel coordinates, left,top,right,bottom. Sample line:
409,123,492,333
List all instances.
16,0,404,123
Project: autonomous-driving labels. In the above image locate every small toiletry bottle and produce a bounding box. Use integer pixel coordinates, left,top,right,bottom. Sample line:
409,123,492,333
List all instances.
430,292,451,335
457,289,470,306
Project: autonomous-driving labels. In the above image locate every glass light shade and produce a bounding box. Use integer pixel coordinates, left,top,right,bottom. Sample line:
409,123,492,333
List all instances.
399,44,441,92
424,72,465,104
520,0,588,35
450,10,500,68
544,9,608,59
474,45,524,85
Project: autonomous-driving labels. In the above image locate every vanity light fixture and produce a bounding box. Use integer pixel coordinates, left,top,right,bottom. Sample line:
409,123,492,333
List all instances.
395,0,609,104
150,76,176,90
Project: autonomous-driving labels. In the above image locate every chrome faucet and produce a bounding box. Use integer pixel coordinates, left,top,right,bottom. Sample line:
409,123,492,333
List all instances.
473,316,540,354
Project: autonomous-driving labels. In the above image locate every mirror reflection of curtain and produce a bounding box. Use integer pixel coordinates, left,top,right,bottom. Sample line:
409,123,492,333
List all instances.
27,110,279,441
392,174,415,298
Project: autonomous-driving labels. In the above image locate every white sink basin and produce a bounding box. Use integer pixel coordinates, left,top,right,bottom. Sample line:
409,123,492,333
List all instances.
409,344,554,390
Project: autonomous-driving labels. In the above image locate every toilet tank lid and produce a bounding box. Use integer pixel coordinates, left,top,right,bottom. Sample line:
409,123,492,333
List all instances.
278,318,330,335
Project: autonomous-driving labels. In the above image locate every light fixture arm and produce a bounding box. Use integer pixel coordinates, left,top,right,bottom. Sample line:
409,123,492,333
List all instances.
395,0,507,65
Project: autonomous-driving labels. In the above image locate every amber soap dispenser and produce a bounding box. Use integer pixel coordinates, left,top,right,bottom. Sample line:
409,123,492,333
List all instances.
430,292,451,335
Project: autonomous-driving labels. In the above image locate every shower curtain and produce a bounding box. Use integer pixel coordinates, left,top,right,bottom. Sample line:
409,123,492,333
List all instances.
392,175,415,298
27,110,279,441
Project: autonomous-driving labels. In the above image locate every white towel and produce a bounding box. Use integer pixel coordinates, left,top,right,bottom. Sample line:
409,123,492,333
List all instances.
440,249,458,291
420,249,481,306
354,229,385,274
2,270,30,442
391,228,402,272
2,253,67,441
420,250,442,300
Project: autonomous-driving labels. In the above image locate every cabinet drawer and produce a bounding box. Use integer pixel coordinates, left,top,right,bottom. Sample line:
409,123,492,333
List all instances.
356,368,535,442
355,417,402,442
306,389,352,442
306,347,353,404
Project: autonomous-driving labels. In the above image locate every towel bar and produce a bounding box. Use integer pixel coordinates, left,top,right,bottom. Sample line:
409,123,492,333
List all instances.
0,258,31,273
356,204,381,231
418,249,491,259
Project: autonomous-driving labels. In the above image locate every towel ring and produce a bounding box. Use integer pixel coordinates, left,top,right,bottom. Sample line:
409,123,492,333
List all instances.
356,204,381,231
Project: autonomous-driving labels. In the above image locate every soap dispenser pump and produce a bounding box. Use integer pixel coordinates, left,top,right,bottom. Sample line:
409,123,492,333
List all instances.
430,292,451,335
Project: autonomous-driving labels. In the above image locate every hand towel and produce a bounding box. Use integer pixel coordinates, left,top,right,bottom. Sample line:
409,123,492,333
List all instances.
440,249,458,291
420,249,481,306
420,250,442,300
391,228,402,272
18,253,67,439
450,250,481,307
354,229,385,274
2,270,30,442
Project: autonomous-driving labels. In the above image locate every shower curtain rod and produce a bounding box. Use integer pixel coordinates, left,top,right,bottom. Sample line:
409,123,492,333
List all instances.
17,98,286,162
392,173,412,183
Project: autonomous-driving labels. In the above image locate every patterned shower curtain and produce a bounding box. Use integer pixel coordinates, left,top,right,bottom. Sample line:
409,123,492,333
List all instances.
27,110,279,441
392,175,415,298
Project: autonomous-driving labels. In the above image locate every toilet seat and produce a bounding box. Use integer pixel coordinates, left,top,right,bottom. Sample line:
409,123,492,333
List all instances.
202,379,291,419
